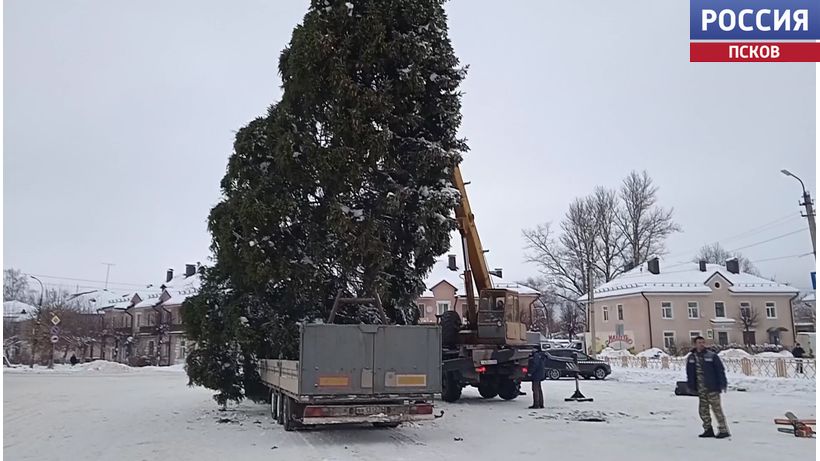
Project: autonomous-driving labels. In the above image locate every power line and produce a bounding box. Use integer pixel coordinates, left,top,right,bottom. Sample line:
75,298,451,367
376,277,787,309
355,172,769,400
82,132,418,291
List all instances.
728,228,806,252
23,273,150,289
663,213,802,261
751,252,813,264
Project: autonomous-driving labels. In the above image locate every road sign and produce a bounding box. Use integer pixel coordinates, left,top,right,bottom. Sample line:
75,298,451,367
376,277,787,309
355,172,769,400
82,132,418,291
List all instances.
51,315,60,326
50,326,60,336
50,335,59,344
811,272,816,290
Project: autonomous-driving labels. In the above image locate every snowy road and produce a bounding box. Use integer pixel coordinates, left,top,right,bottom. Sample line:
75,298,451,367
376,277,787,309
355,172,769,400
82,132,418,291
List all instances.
3,365,815,461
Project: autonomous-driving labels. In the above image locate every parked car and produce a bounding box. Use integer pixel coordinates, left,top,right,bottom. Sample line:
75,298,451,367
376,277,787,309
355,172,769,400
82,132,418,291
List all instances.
544,349,611,380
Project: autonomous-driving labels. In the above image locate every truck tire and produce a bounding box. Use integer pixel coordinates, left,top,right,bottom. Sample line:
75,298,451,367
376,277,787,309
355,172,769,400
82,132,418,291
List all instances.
276,392,285,425
282,397,295,432
478,379,498,399
441,372,462,402
270,390,278,420
373,422,401,428
440,311,462,347
497,379,520,401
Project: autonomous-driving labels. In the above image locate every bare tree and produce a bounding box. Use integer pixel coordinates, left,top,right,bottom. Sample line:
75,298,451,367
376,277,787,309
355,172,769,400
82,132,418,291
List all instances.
519,277,558,335
4,269,32,302
617,170,681,266
793,296,815,330
558,302,585,338
523,198,600,305
736,305,760,345
591,186,626,282
693,242,759,275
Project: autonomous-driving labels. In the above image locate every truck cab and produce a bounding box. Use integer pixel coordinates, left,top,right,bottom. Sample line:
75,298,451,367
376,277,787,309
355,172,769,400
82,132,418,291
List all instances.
477,288,527,346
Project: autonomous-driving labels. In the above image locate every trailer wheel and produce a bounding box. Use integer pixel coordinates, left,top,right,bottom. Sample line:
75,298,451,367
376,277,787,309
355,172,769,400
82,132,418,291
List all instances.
497,379,520,400
478,379,498,399
276,392,285,425
270,390,278,420
373,422,401,428
282,397,295,432
441,372,462,402
440,311,462,347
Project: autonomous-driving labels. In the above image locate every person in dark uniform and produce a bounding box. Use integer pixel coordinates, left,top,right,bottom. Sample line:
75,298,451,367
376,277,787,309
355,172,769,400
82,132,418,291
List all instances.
527,346,546,409
686,336,729,438
793,343,805,374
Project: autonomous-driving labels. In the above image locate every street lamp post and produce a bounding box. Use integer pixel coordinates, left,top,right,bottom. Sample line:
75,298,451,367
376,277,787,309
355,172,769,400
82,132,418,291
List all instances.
28,276,45,369
781,169,816,258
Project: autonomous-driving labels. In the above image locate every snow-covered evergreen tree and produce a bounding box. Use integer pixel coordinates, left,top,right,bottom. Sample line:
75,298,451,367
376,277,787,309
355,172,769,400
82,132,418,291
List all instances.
184,0,467,404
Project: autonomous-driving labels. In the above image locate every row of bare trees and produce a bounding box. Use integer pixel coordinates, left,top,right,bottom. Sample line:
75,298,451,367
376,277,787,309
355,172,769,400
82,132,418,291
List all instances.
3,269,105,365
522,171,680,335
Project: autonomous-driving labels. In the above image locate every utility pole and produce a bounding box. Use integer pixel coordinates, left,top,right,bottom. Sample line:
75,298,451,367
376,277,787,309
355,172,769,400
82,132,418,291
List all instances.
587,263,596,357
102,263,116,289
781,170,816,258
28,275,44,369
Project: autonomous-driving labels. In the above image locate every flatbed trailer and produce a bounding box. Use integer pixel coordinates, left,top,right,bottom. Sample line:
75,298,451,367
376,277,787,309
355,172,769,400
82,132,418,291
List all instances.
260,323,441,431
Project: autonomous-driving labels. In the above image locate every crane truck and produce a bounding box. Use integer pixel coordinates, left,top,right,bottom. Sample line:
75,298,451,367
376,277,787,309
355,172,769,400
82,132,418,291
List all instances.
437,166,533,402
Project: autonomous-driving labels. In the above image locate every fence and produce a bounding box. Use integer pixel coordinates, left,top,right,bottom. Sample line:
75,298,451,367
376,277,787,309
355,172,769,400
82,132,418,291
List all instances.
599,355,816,380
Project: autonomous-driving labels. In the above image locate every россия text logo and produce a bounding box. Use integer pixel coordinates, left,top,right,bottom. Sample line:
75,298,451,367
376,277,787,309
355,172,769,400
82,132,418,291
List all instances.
690,0,820,62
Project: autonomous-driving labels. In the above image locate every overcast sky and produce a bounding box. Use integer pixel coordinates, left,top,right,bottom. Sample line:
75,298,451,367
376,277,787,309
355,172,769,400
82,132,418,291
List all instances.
5,1,816,296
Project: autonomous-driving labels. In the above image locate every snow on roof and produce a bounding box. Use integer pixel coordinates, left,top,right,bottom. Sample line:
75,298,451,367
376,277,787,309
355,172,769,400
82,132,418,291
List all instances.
160,273,202,306
579,261,798,302
70,290,134,310
422,257,540,297
803,292,815,302
134,292,163,308
4,300,35,319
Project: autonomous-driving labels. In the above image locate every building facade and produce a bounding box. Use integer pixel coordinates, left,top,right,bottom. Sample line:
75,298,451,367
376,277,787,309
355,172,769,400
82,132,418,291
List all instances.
580,258,800,354
100,265,200,366
417,258,539,325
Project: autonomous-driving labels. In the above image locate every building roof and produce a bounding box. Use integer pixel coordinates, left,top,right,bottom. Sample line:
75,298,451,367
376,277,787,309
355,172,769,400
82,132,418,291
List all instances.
69,289,134,310
803,292,815,303
579,261,799,302
159,273,202,306
421,257,540,298
3,300,35,320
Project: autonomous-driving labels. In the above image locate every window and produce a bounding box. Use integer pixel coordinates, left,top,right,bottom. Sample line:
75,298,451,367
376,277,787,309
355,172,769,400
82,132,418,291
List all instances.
417,303,425,316
178,339,187,359
740,302,751,319
687,302,699,319
461,303,468,314
436,301,450,315
602,306,609,322
661,302,673,319
136,313,142,327
617,304,624,321
717,331,729,346
689,331,701,344
714,282,721,289
714,301,726,318
148,341,155,356
663,331,676,350
765,302,777,319
706,329,714,339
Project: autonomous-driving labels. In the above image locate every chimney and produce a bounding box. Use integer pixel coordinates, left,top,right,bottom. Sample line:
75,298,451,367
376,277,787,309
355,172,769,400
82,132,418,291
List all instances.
185,264,196,277
623,260,635,272
726,258,740,274
699,260,707,272
447,254,458,271
166,268,174,283
490,268,503,278
647,257,660,275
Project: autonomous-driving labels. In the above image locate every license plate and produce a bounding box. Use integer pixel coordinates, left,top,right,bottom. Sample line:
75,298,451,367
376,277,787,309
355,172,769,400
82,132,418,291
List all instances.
354,406,388,416
480,359,497,365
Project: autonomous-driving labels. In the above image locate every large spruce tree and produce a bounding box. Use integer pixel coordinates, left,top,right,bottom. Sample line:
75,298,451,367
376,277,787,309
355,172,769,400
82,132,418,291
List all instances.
184,0,467,405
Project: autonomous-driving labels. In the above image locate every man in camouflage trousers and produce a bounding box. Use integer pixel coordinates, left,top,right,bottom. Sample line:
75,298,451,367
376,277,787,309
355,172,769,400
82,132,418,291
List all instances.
686,336,730,439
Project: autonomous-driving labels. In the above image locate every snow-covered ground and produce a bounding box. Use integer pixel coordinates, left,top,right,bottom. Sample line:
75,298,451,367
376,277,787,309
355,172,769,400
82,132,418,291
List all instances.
3,364,815,461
